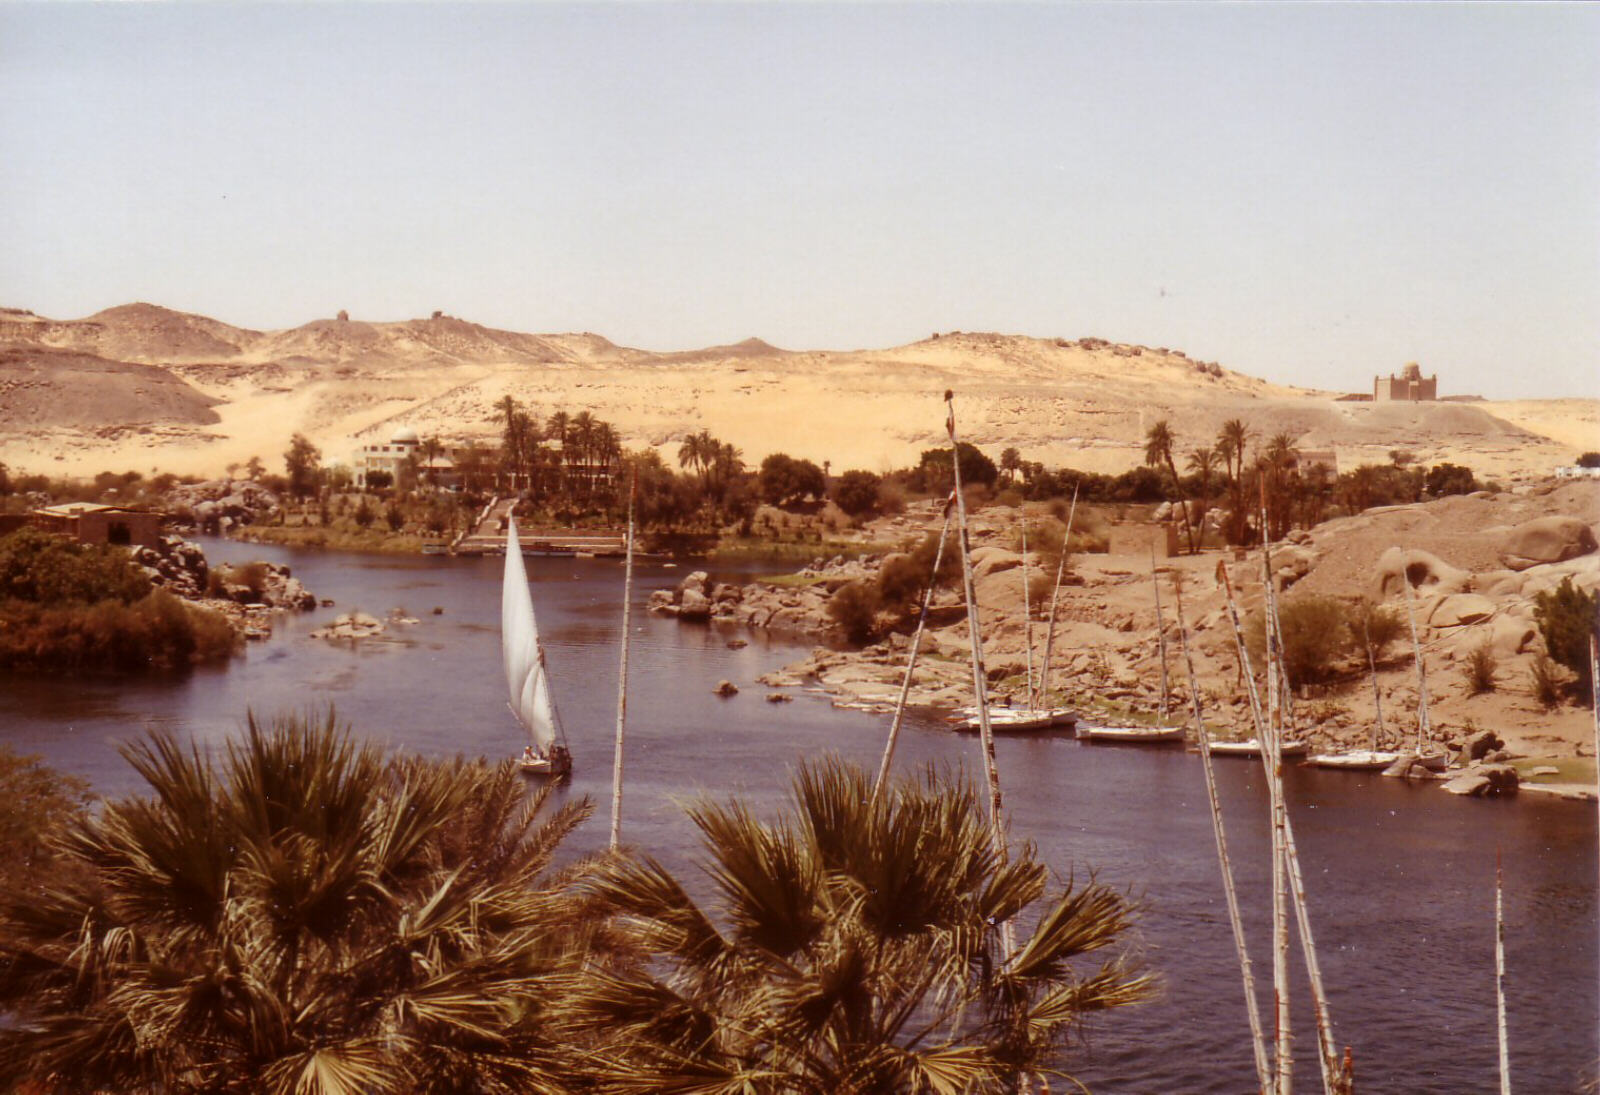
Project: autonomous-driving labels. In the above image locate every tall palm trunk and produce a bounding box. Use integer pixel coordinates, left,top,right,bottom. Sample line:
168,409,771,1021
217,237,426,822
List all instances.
1164,452,1197,553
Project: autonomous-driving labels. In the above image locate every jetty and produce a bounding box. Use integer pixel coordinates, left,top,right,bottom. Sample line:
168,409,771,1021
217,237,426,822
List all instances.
451,497,627,557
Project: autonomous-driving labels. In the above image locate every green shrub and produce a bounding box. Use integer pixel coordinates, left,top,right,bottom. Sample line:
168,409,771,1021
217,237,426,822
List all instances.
1248,594,1352,685
1533,576,1597,702
1530,653,1562,709
1346,599,1404,662
876,553,927,606
1463,642,1497,695
827,581,881,644
830,470,881,518
0,528,150,605
0,745,91,893
0,591,238,674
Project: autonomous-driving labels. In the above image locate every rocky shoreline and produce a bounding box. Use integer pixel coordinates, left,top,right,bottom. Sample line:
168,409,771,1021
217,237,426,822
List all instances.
648,484,1600,799
133,534,316,641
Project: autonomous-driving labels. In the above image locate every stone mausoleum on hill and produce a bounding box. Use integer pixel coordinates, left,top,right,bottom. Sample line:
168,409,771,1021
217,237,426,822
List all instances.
1374,362,1437,402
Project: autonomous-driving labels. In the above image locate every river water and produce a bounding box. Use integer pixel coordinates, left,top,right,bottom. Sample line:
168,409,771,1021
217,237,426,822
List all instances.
4,539,1596,1093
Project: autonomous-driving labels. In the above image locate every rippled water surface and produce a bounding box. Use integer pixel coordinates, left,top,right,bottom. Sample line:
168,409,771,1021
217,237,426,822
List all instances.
4,540,1597,1092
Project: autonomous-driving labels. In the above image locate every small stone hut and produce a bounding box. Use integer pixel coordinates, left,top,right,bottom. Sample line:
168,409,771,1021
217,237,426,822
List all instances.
30,503,162,549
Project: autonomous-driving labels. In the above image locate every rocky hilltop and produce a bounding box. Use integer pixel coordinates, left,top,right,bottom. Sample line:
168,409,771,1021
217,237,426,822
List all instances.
0,304,1587,482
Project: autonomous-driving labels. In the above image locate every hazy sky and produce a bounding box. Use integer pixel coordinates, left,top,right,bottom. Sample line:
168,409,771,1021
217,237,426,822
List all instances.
2,3,1595,399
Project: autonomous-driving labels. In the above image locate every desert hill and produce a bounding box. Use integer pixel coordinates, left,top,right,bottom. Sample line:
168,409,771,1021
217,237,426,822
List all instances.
0,345,219,433
0,305,1590,482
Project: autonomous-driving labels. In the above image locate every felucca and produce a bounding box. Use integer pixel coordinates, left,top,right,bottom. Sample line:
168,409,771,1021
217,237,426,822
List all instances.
503,515,572,778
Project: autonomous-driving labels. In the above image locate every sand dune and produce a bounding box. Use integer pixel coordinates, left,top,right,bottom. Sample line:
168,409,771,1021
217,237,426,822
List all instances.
0,305,1590,482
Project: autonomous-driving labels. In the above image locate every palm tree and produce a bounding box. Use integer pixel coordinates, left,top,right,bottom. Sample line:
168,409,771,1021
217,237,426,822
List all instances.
0,712,599,1094
418,436,444,490
1000,446,1022,486
1145,419,1197,554
575,758,1149,1093
1186,445,1218,548
1216,418,1250,485
1262,431,1301,540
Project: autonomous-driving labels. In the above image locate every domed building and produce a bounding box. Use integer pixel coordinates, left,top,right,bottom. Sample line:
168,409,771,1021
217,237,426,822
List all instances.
1374,362,1437,402
353,425,453,488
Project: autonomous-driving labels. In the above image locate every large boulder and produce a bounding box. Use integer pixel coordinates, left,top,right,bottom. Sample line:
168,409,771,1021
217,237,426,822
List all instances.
1488,614,1536,657
1371,548,1470,600
969,546,1024,580
1428,593,1496,629
677,587,713,621
1497,516,1597,571
1442,763,1519,797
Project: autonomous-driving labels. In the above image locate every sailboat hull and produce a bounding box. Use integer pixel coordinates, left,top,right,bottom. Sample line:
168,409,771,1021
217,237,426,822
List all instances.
1208,739,1309,758
519,747,573,778
1077,724,1186,744
954,709,1059,733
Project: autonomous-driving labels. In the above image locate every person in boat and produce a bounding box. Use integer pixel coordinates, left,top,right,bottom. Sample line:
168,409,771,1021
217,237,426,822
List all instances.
522,745,536,764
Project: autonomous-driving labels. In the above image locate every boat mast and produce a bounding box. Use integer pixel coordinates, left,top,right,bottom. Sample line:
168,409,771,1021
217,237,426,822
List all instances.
1021,516,1035,711
1151,546,1170,724
1258,513,1292,1095
1034,485,1078,711
871,494,955,807
945,392,1005,840
1362,615,1386,752
1400,570,1432,755
1496,847,1511,1095
609,471,636,850
1174,569,1271,1092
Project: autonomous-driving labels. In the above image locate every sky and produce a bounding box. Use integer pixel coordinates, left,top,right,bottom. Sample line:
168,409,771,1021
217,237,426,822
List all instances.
1,2,1596,399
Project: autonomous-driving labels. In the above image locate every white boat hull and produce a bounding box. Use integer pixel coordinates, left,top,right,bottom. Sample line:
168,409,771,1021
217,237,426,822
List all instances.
1208,739,1309,758
519,746,572,778
955,709,1059,733
1303,750,1402,770
1078,724,1186,744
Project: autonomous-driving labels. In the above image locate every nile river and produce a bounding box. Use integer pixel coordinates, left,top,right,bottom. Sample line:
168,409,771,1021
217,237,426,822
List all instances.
4,539,1597,1093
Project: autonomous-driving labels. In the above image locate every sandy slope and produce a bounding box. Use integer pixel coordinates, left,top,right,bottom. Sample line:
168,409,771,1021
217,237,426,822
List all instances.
0,305,1591,481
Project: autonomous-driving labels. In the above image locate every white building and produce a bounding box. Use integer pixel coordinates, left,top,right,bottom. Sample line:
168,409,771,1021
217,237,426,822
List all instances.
354,426,459,489
1554,465,1600,480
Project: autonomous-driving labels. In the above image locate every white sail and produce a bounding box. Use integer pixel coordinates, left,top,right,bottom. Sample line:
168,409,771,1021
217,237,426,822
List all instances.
502,517,559,752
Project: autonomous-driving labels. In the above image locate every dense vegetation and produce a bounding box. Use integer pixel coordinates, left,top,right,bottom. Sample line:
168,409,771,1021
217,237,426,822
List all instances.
0,715,1145,1093
1533,576,1599,703
0,528,236,673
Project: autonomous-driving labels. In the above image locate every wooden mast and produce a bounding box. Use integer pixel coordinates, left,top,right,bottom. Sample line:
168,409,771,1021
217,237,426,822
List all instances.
1400,570,1433,756
1152,547,1170,724
871,495,955,806
1021,516,1035,711
1259,504,1292,1095
945,391,1006,840
1034,484,1079,711
1496,848,1511,1095
608,471,636,850
1174,569,1271,1092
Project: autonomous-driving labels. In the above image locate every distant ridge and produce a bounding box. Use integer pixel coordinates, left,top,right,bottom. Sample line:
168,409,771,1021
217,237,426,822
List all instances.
0,300,1582,486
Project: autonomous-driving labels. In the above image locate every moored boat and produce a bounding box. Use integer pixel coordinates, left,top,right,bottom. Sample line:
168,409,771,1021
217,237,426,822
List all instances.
1210,738,1308,758
1303,748,1400,770
1077,723,1186,744
953,707,1059,733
